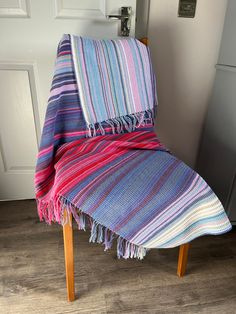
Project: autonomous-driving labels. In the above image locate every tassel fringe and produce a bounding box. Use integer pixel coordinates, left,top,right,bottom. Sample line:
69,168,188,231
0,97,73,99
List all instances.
87,108,156,138
37,196,147,260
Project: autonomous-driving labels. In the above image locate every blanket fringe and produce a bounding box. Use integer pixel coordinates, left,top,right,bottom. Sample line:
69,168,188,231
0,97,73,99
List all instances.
37,196,147,260
87,108,156,138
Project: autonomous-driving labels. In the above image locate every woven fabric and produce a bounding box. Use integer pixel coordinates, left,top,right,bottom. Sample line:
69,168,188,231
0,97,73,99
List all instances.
35,34,231,259
71,35,157,134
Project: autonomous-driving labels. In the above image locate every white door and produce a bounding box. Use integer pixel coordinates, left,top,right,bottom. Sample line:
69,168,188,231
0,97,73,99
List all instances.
0,0,137,200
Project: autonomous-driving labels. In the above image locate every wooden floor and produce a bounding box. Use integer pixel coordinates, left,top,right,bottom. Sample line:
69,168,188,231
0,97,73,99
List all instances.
0,200,236,314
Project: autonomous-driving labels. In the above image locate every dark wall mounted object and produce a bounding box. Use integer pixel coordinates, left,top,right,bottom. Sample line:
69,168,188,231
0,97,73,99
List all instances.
178,0,197,18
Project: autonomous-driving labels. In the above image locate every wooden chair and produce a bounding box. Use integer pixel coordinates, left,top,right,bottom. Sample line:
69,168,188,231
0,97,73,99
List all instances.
63,212,190,302
62,38,190,302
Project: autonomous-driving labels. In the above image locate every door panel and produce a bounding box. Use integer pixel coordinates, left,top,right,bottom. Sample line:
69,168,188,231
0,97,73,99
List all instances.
0,0,137,199
54,0,106,19
0,0,30,18
0,65,38,199
0,69,37,171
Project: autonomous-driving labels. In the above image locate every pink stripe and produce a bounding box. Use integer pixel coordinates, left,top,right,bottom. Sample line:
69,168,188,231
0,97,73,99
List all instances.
50,84,76,97
120,40,142,112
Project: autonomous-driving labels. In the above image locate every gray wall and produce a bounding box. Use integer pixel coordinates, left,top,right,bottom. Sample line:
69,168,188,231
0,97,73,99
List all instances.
147,0,227,167
218,0,236,66
135,0,150,38
197,0,236,222
198,66,236,208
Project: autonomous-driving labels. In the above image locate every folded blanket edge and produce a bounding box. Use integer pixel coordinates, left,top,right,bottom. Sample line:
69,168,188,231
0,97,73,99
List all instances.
86,107,157,137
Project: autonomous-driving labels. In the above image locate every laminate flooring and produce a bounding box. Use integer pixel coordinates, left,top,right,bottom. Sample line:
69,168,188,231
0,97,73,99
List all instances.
0,200,236,314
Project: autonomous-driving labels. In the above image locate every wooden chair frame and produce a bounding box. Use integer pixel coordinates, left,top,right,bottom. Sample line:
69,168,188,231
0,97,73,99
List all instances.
62,38,190,302
63,213,190,302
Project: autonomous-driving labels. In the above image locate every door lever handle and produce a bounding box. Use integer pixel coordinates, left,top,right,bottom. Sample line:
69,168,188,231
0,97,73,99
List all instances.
106,6,132,37
107,14,130,20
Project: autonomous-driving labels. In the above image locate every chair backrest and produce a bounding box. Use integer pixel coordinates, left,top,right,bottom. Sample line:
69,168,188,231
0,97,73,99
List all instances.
139,37,148,46
70,35,157,137
35,35,156,199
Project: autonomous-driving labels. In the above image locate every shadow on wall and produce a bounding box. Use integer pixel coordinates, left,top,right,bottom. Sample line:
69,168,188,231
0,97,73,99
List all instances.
150,22,206,168
148,0,227,168
150,24,185,157
198,129,236,207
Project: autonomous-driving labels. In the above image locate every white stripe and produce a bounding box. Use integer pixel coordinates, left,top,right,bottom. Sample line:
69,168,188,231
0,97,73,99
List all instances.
70,35,90,124
143,199,229,248
130,175,200,243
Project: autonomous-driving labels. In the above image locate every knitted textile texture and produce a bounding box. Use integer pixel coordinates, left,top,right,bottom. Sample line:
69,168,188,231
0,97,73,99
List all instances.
35,34,231,259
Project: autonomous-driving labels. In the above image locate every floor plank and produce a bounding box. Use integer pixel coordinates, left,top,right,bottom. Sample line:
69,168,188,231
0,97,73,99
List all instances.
0,200,235,314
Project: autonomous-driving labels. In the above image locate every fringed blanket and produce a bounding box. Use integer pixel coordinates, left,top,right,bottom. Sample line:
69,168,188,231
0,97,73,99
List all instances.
35,34,231,259
71,36,157,135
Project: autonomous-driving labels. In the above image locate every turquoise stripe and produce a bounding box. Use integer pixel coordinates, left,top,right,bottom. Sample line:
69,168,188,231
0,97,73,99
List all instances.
158,213,232,248
104,40,127,117
84,39,106,121
130,40,150,110
113,41,131,115
71,36,157,125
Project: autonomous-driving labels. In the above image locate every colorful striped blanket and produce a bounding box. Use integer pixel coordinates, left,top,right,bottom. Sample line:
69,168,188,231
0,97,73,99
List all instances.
71,36,157,135
35,34,231,259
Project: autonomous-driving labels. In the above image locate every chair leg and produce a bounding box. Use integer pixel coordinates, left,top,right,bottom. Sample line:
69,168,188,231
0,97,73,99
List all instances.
177,243,190,277
63,212,75,302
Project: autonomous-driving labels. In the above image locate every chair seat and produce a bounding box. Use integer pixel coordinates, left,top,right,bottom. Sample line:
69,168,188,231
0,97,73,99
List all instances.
52,131,231,252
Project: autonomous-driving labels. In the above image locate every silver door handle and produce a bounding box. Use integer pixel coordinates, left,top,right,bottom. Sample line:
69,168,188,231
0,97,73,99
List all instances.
107,14,130,20
107,7,132,37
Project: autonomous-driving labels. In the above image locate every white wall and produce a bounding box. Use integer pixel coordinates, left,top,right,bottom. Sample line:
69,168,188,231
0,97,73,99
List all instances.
148,0,227,167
